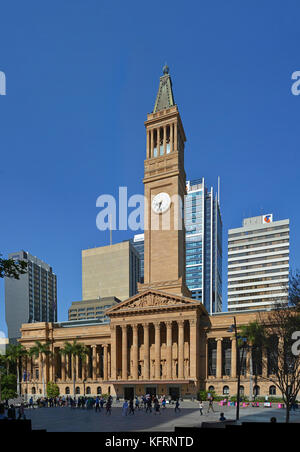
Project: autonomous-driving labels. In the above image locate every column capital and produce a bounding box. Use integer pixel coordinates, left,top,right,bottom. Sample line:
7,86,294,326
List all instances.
121,324,128,331
142,322,149,328
132,324,138,331
215,337,223,342
178,319,185,327
230,336,237,342
103,343,108,349
189,318,197,326
166,321,173,328
154,321,161,328
91,344,97,349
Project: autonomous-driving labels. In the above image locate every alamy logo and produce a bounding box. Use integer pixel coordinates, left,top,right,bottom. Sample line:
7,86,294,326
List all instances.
291,331,300,356
0,71,6,95
291,71,300,96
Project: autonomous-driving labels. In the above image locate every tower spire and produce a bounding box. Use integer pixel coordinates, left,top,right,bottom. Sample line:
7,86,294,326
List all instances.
153,64,175,113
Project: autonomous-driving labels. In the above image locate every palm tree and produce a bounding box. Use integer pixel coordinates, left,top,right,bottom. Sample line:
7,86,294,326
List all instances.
0,354,5,401
240,322,264,401
60,341,88,396
29,341,52,397
4,344,16,376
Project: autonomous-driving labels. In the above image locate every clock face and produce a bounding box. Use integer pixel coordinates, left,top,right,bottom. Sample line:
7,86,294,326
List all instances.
152,192,171,214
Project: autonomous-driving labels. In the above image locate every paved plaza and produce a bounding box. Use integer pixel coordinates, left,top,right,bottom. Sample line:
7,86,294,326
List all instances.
23,401,300,432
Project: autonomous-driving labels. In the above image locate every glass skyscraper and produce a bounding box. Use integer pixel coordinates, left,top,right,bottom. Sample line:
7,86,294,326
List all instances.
131,177,223,314
185,178,222,313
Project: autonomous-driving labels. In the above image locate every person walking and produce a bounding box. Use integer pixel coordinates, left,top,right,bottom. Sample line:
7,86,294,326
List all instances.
135,396,140,411
122,400,128,416
199,400,203,415
128,399,135,415
106,399,112,415
17,403,26,420
146,398,152,413
207,396,215,414
175,399,181,413
95,396,100,412
154,399,161,415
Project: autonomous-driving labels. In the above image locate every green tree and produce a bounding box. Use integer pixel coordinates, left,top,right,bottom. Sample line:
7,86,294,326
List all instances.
256,271,300,422
47,381,60,398
4,344,27,396
29,341,52,397
0,354,5,401
60,341,88,396
1,374,17,400
0,254,27,279
239,322,264,401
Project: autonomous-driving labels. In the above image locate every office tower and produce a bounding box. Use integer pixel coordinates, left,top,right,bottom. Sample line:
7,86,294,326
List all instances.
5,251,57,343
68,296,120,322
130,234,144,283
227,214,290,311
185,178,222,313
82,241,140,302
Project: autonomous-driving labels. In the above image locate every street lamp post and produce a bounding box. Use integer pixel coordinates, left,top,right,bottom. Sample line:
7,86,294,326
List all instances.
228,316,246,422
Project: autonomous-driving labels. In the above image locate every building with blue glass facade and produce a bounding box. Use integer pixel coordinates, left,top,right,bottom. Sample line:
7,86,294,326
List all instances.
185,178,222,313
130,234,145,283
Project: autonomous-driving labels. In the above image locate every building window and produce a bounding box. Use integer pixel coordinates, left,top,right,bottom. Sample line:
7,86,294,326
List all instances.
254,385,260,396
97,387,102,395
269,385,276,395
240,386,244,396
223,386,229,395
65,387,70,395
208,386,215,393
32,387,36,394
76,387,80,394
86,386,91,395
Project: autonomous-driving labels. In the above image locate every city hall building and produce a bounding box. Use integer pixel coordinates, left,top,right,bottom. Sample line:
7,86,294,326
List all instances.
19,67,276,400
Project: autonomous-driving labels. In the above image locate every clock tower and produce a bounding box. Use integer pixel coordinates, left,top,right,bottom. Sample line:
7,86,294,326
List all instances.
139,65,191,298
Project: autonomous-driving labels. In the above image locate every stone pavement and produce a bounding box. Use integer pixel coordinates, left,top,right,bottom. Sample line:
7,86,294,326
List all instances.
23,401,300,432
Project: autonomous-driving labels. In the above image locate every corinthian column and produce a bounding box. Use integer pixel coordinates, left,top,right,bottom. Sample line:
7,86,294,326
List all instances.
216,338,223,379
231,336,237,378
92,345,97,380
103,345,108,381
143,323,150,379
154,322,161,379
178,321,184,379
132,325,138,380
166,321,172,379
122,325,128,380
111,325,117,380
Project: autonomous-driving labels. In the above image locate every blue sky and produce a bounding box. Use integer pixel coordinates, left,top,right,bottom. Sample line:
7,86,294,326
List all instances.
1,0,300,333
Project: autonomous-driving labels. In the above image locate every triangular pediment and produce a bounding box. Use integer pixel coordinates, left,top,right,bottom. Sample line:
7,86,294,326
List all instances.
105,289,205,316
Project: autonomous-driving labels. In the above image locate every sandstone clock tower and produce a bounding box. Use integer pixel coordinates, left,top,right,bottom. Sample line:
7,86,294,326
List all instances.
140,65,191,298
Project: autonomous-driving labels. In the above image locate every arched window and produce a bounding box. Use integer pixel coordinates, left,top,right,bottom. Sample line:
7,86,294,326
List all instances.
223,386,229,395
269,385,276,395
76,387,80,394
97,387,101,395
240,386,245,396
32,387,36,394
254,385,260,396
108,386,111,395
65,387,70,395
208,386,215,393
86,386,91,394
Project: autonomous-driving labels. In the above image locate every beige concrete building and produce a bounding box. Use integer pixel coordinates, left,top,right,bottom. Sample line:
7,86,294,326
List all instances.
82,241,140,301
68,297,121,322
19,66,279,400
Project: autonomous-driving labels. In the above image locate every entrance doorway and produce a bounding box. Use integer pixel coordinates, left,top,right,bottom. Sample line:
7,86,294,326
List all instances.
145,386,157,397
124,387,134,400
169,386,180,400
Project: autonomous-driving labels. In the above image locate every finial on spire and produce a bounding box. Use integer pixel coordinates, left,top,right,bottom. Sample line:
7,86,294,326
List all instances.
163,63,169,75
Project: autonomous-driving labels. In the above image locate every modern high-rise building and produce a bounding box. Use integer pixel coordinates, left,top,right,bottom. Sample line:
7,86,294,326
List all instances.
68,296,121,322
82,241,140,302
130,234,144,283
227,214,290,311
5,251,57,343
185,178,222,313
130,178,223,313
